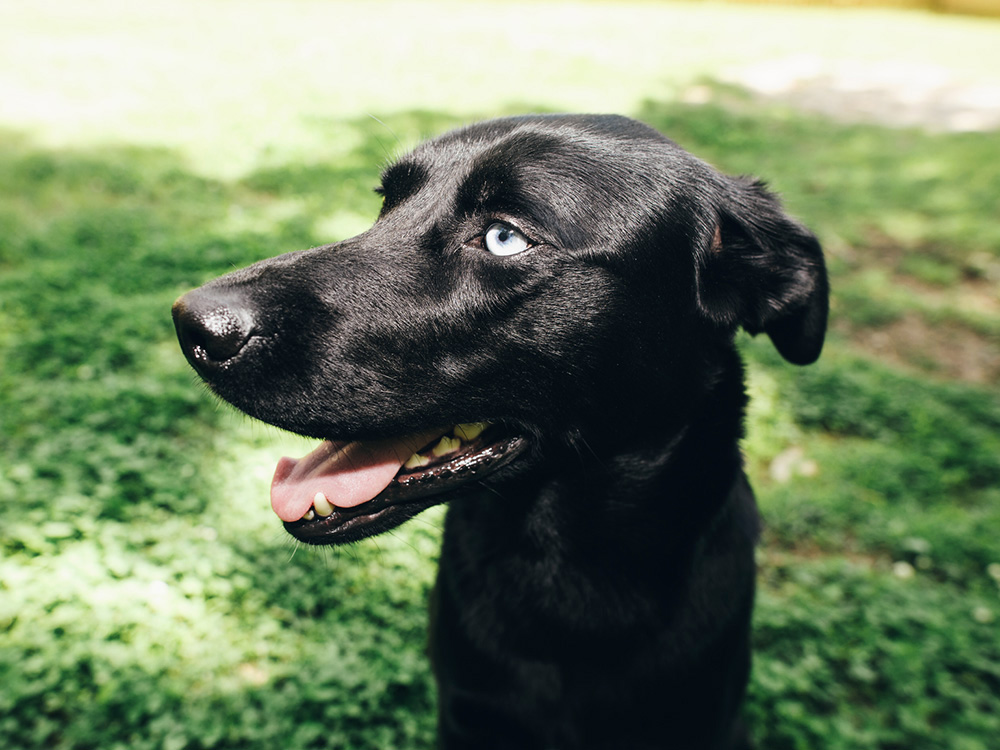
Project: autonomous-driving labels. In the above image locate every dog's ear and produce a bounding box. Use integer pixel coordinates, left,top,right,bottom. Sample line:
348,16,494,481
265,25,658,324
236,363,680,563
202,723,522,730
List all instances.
694,177,828,365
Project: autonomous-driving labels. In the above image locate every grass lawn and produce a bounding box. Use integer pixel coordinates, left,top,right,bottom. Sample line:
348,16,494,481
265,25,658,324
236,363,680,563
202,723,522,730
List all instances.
1,2,999,749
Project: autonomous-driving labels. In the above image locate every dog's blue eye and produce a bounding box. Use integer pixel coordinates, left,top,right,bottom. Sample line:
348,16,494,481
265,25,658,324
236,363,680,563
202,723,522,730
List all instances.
484,223,531,256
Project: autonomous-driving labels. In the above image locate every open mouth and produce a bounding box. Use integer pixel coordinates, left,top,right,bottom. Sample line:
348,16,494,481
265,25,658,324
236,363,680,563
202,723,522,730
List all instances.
272,422,525,544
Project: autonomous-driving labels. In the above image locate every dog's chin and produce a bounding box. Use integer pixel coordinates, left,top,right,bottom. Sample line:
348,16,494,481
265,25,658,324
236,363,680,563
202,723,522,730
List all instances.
280,425,527,546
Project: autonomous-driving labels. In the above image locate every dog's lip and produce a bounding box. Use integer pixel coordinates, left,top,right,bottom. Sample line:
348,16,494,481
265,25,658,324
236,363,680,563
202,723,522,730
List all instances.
280,426,526,544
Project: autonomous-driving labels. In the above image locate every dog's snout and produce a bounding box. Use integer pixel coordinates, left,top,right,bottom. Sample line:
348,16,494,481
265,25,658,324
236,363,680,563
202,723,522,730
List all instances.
172,289,257,371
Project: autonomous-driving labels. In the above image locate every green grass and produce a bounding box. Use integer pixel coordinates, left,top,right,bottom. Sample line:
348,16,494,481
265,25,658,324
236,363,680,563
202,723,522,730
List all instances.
2,2,1000,749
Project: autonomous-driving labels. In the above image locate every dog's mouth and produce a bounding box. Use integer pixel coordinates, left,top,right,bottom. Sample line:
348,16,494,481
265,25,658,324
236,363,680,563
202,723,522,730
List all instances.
271,422,525,544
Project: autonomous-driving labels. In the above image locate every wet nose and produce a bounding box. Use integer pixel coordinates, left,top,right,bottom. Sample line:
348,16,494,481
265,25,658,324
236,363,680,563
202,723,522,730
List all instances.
172,288,257,373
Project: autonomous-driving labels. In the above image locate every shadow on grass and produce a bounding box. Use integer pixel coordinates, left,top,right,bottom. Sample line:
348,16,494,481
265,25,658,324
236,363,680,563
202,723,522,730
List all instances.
2,99,999,749
0,114,458,750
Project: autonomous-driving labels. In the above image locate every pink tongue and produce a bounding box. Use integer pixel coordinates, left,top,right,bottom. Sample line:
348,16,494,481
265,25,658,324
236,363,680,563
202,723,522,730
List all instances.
270,428,448,522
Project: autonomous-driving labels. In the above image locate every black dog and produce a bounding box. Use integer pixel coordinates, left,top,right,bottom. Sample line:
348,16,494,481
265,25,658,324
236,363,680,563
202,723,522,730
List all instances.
173,114,827,750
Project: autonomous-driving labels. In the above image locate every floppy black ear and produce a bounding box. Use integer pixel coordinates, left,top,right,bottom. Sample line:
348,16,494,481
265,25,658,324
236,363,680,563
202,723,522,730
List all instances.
694,177,828,365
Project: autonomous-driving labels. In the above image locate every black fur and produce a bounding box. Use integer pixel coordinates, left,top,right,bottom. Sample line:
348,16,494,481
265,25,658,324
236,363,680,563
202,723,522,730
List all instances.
173,114,827,749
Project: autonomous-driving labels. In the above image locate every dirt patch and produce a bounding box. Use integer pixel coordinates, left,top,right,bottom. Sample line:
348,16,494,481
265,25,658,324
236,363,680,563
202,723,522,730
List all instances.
718,55,1000,132
837,312,1000,384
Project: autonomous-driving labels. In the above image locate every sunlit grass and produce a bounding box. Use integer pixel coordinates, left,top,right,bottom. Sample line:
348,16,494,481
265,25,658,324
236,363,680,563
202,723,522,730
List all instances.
4,0,1000,173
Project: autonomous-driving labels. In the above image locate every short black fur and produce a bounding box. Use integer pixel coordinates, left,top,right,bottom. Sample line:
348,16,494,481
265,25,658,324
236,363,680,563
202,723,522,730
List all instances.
173,114,828,749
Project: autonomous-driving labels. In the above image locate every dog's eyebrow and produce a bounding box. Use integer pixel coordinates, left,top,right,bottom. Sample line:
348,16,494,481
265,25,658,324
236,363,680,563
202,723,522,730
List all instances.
455,131,577,215
378,161,429,214
454,133,579,238
454,138,543,219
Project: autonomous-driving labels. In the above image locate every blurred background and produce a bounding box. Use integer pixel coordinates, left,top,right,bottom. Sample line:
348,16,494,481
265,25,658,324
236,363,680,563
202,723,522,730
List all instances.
1,1,998,748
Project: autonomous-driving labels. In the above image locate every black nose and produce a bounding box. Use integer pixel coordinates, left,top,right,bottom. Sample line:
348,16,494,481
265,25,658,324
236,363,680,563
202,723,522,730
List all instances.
172,288,257,372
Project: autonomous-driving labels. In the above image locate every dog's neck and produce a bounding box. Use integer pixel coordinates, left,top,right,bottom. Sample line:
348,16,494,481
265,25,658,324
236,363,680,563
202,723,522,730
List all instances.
446,347,753,568
439,351,757,650
546,353,749,553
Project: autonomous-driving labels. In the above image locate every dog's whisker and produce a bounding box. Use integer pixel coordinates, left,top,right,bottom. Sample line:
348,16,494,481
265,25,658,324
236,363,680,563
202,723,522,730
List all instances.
386,528,425,558
365,112,404,154
407,514,444,534
474,481,505,501
369,535,387,566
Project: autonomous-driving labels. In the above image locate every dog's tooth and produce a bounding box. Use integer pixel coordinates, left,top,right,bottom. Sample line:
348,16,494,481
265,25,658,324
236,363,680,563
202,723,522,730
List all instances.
313,492,334,517
454,422,487,441
404,452,431,469
431,435,461,457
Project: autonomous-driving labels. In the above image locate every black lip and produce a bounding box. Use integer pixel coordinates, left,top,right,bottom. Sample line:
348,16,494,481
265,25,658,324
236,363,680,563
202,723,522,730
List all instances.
284,434,526,545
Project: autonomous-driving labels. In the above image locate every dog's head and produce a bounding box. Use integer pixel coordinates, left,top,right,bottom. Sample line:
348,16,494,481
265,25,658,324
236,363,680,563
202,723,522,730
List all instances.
173,115,827,544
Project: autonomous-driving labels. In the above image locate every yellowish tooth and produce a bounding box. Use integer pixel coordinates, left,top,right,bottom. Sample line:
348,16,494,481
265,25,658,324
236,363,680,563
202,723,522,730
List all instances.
313,492,334,517
454,422,487,441
431,435,461,457
404,452,431,470
302,508,316,521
